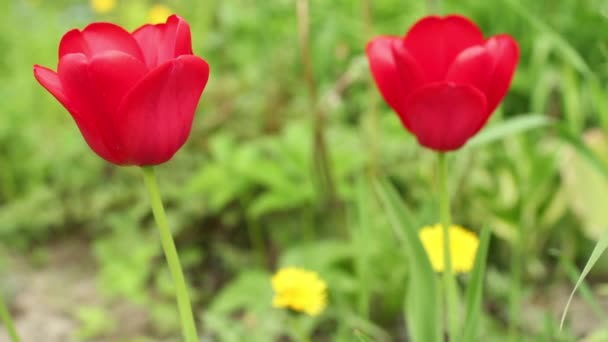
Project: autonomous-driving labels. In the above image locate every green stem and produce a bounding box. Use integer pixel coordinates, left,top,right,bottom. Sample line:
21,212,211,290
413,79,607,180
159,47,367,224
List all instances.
438,153,458,341
290,315,312,342
141,166,199,342
0,292,19,342
296,0,336,203
246,216,266,267
509,224,523,341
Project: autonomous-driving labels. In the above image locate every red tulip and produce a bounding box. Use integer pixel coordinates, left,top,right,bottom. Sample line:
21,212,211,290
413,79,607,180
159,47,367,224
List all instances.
33,15,210,165
366,15,519,151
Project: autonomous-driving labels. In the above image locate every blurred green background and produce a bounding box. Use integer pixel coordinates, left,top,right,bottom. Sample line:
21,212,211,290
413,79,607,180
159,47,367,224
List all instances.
1,0,608,341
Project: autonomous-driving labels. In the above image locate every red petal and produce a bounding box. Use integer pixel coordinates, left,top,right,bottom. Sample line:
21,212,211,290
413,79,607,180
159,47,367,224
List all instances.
33,65,69,105
115,55,210,165
59,23,144,62
446,45,493,94
404,15,484,82
404,83,487,151
366,36,425,129
132,15,193,69
484,35,519,114
34,64,119,163
58,52,147,164
88,51,148,115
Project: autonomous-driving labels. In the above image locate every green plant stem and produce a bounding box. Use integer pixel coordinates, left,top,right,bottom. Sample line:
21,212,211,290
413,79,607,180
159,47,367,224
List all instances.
0,293,19,342
141,166,199,342
296,0,336,203
438,153,458,341
290,315,312,342
509,224,523,341
362,0,379,177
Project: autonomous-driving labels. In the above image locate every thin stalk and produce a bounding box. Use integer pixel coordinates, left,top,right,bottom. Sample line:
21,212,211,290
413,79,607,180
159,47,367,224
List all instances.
438,153,459,340
509,222,523,341
296,0,335,202
0,293,19,342
246,217,266,267
141,167,199,342
290,315,312,342
362,0,379,177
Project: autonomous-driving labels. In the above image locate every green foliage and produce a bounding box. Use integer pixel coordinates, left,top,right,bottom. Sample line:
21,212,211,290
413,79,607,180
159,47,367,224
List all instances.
374,177,441,342
461,227,491,342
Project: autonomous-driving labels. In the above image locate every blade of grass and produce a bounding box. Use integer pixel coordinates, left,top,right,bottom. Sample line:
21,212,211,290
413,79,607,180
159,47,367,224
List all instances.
354,176,372,318
373,178,441,342
0,293,19,342
561,259,608,322
466,114,553,148
560,229,608,330
461,227,491,342
589,78,608,133
353,329,375,342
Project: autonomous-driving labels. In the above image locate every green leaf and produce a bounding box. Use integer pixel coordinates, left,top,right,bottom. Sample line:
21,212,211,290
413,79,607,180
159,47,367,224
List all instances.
373,178,441,342
466,114,553,148
353,329,375,342
354,176,373,318
560,229,608,330
461,227,491,342
561,260,608,322
280,240,352,271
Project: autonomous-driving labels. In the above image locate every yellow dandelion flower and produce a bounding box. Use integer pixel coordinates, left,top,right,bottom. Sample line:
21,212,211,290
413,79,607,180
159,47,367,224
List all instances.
147,4,173,24
419,224,480,273
90,0,115,14
271,267,327,316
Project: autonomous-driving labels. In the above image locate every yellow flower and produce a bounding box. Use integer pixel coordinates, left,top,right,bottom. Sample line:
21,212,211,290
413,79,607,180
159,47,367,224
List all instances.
90,0,115,14
271,267,327,316
147,4,173,24
419,224,480,273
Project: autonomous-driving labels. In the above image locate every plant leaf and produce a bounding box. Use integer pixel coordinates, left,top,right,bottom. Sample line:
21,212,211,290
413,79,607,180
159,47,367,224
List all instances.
461,227,491,342
373,177,441,342
560,229,608,330
561,260,608,322
466,114,553,148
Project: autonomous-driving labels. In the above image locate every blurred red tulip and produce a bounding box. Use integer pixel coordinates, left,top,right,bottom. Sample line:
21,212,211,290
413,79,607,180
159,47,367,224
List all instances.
367,15,519,151
34,15,210,165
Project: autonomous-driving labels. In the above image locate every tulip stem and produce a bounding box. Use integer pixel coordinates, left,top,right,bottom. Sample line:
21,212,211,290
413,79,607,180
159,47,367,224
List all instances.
0,292,20,342
142,166,199,342
438,153,459,341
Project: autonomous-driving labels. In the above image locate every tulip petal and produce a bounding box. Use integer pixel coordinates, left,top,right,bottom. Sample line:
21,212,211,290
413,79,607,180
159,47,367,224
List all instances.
484,35,519,115
133,15,193,69
59,23,144,62
446,45,494,94
34,64,119,163
404,83,487,151
404,15,484,81
88,51,148,115
366,36,425,129
116,55,210,165
33,65,69,106
58,52,147,164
